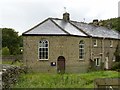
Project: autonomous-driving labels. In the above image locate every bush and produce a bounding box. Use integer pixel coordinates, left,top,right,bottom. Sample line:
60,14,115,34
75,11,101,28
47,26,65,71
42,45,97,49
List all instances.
115,56,120,62
111,62,120,70
2,47,10,55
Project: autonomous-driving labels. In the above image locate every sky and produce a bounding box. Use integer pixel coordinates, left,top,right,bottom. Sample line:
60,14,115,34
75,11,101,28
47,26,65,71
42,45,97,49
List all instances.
0,0,120,35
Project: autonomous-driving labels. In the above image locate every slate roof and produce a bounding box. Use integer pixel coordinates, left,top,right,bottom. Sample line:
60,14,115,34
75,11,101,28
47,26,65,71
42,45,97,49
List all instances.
23,18,120,39
71,21,120,39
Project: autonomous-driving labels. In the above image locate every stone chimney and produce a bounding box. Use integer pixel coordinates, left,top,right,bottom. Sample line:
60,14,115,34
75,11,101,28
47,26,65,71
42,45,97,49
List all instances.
63,12,70,22
93,19,99,26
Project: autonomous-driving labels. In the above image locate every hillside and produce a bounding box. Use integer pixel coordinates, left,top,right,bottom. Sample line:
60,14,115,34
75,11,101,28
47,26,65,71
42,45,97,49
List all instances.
90,17,120,32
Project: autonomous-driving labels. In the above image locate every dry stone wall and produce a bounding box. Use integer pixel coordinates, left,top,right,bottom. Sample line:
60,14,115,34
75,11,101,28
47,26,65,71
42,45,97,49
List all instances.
94,78,120,89
1,64,27,89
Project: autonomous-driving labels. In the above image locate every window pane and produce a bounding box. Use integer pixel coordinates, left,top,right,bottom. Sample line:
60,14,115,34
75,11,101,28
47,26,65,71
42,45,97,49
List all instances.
39,52,41,59
93,39,97,46
39,48,41,51
79,56,82,58
45,40,48,43
46,43,48,47
80,49,83,52
46,48,48,52
39,43,42,47
46,56,47,59
97,58,100,66
40,41,42,43
43,48,45,51
43,52,44,58
46,51,48,55
79,45,83,48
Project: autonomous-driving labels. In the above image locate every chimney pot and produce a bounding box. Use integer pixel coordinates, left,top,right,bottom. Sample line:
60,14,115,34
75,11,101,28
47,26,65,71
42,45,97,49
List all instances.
93,19,99,26
63,12,70,22
93,19,98,22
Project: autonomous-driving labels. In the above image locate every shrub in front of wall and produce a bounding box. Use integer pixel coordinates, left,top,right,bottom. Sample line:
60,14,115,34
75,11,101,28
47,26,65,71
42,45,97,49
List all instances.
2,47,10,55
111,62,120,70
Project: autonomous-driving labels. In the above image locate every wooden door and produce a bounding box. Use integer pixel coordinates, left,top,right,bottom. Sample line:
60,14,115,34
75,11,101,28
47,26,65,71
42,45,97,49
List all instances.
57,56,65,73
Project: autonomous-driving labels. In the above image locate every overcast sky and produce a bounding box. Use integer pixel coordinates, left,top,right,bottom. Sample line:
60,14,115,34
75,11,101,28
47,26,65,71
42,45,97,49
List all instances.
0,0,120,35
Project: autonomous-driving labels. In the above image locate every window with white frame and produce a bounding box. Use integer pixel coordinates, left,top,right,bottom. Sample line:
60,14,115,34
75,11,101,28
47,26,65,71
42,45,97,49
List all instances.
93,39,97,47
110,40,113,47
94,58,100,66
39,40,49,60
79,40,85,60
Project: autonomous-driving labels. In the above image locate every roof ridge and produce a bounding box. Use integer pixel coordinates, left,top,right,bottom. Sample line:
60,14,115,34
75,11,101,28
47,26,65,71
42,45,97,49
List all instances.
69,21,91,37
50,17,87,24
50,18,62,20
70,20,87,24
50,18,70,35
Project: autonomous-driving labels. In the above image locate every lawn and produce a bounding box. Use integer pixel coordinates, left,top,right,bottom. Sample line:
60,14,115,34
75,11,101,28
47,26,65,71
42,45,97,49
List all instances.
13,71,120,88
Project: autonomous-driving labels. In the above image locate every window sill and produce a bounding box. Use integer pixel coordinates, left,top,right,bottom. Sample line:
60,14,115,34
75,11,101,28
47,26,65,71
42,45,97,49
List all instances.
79,59,84,61
93,45,97,47
38,59,49,61
113,60,115,62
110,46,113,48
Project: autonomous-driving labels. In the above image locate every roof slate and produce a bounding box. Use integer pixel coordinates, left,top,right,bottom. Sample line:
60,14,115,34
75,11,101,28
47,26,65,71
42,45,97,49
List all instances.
71,21,120,39
52,19,87,36
24,19,67,35
23,18,120,39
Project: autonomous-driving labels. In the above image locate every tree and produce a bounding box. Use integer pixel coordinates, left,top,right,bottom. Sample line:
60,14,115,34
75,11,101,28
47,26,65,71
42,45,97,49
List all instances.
2,28,20,55
18,35,23,47
118,17,120,32
2,47,10,55
114,44,120,62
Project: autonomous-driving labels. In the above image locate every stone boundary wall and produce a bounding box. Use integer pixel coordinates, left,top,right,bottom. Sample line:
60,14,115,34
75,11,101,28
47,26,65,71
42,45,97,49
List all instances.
1,64,27,89
94,78,120,89
2,55,23,62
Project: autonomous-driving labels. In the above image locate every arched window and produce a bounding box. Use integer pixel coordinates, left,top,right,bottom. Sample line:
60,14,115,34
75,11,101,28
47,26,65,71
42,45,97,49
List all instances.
79,40,84,60
39,40,49,60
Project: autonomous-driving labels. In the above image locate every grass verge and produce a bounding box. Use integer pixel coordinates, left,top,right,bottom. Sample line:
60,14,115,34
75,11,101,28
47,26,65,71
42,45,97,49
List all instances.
13,71,120,88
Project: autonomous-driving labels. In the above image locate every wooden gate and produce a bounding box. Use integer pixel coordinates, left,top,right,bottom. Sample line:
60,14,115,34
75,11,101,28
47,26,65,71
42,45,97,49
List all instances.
57,56,65,73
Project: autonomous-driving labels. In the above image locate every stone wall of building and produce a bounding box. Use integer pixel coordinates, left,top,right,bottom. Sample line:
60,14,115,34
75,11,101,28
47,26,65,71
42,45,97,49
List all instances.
23,36,90,73
23,35,119,73
90,38,119,69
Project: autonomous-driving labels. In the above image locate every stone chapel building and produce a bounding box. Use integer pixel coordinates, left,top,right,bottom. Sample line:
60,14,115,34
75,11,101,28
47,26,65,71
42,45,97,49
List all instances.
22,13,120,73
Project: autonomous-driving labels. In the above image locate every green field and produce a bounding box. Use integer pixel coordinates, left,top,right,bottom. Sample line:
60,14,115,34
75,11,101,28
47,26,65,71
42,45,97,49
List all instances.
13,71,120,88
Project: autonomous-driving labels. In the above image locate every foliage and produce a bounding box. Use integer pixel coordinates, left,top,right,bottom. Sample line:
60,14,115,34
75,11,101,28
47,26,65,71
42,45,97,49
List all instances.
88,60,104,72
118,17,120,32
2,47,10,55
111,62,120,70
13,71,119,88
2,60,23,66
114,44,120,62
2,55,23,66
90,17,120,32
2,28,23,55
99,17,120,32
18,35,23,47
